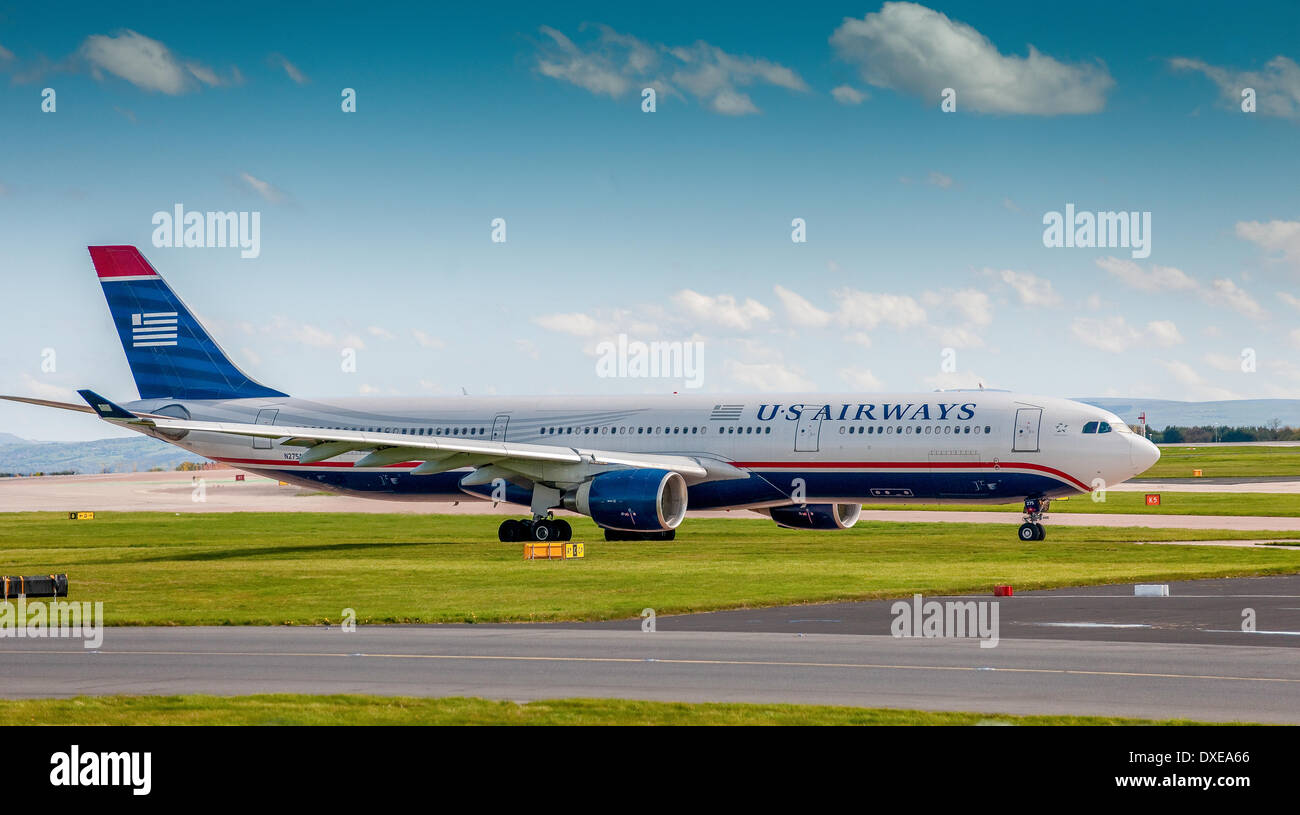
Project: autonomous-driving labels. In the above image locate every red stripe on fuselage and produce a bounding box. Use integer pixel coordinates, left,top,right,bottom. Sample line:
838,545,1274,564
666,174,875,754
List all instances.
731,460,1090,491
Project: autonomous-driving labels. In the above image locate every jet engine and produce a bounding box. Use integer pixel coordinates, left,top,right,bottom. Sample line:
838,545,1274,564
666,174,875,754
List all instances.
765,502,862,530
564,468,688,532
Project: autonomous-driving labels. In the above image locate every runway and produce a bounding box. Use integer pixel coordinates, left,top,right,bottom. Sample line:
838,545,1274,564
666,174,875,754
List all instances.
3,576,1298,723
573,575,1300,647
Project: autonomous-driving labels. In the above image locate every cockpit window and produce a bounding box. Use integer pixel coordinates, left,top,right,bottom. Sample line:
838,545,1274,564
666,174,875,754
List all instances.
1084,419,1130,434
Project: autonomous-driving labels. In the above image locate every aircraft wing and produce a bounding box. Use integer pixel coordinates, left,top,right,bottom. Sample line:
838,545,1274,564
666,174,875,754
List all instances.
5,390,750,486
144,416,736,483
0,395,100,415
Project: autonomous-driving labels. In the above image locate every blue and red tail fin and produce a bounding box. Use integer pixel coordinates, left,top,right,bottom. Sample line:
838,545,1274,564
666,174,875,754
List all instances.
89,246,287,401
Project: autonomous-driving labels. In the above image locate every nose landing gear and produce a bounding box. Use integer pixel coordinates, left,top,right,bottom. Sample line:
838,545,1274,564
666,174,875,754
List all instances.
1018,496,1050,541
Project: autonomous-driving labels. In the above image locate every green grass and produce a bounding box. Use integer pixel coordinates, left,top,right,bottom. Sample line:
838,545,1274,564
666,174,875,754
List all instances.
0,694,1241,725
1142,445,1300,478
863,491,1300,517
2,512,1299,625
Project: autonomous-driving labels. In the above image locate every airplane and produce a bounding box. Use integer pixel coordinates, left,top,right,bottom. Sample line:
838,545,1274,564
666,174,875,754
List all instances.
2,246,1161,543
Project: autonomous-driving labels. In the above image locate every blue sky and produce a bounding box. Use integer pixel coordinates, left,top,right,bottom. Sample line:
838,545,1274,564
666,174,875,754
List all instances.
2,1,1300,439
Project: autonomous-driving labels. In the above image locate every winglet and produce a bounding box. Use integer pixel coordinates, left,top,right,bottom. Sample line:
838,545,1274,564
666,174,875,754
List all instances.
77,390,140,421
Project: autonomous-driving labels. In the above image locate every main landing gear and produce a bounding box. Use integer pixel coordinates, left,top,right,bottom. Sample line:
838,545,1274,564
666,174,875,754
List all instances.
499,514,572,542
1018,496,1050,541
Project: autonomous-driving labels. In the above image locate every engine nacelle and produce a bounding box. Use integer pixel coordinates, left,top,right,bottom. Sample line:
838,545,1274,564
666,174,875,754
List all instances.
567,469,688,532
766,503,861,530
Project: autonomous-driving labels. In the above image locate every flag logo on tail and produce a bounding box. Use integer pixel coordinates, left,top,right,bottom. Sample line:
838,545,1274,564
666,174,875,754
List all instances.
131,312,178,347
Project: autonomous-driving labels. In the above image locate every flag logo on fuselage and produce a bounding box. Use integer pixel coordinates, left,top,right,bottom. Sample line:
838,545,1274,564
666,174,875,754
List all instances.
131,312,178,347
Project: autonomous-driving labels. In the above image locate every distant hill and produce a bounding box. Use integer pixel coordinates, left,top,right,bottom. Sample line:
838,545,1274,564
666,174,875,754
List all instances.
0,436,208,475
1077,398,1300,429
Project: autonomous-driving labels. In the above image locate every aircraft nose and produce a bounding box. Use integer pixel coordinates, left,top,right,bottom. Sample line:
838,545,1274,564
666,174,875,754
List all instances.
1131,435,1160,474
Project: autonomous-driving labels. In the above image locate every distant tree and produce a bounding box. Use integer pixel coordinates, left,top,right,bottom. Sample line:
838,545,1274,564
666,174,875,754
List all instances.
1161,426,1184,443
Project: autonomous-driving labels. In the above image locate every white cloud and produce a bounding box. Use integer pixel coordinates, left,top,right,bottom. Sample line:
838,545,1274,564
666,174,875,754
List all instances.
240,347,262,367
1170,56,1300,119
1145,320,1184,347
536,25,635,98
672,290,772,331
367,326,396,341
839,367,883,391
709,88,759,116
1070,316,1142,353
270,53,308,84
831,84,867,105
952,289,992,327
993,268,1061,307
533,311,608,337
833,288,927,330
1160,360,1203,386
268,317,360,350
0,44,13,62
1236,218,1300,267
919,289,991,348
535,23,807,115
515,338,540,360
1156,359,1241,400
725,360,814,391
830,2,1113,114
80,30,225,94
239,172,286,203
1098,256,1264,320
773,284,831,328
19,374,77,402
412,329,445,349
927,171,953,188
1202,352,1240,373
1096,256,1197,292
1072,316,1184,353
1208,278,1266,320
843,331,873,348
1279,292,1300,310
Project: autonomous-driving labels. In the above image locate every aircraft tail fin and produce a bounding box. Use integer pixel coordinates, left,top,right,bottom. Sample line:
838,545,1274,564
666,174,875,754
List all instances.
88,246,287,401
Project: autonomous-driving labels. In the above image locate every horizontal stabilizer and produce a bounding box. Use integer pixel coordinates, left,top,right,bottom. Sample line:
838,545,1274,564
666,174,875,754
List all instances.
77,389,139,421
